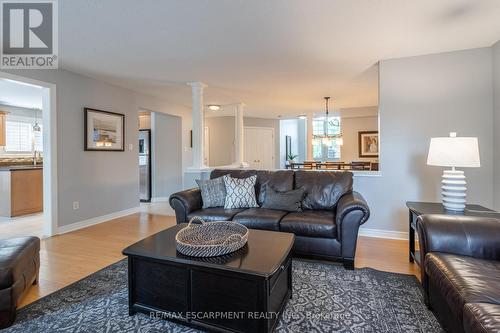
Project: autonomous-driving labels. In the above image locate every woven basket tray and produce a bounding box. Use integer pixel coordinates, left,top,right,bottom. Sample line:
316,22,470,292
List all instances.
175,217,249,257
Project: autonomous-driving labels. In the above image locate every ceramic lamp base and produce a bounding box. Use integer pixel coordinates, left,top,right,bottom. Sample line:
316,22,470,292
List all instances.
441,169,467,211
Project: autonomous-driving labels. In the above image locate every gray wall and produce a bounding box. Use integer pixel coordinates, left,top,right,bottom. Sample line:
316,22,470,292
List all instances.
297,119,307,163
205,116,280,168
279,119,307,168
205,116,235,166
356,47,494,234
340,115,378,163
4,68,189,228
494,40,500,210
151,112,183,199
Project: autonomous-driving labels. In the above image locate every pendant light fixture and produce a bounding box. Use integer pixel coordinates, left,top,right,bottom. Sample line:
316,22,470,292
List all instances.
312,97,343,145
33,121,41,132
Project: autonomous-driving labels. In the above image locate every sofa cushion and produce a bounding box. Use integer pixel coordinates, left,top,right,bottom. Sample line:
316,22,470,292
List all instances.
261,186,305,212
0,237,40,289
233,208,288,231
463,303,500,333
223,175,259,209
295,171,353,210
187,208,245,222
196,176,226,208
211,169,294,205
280,210,336,238
425,253,500,321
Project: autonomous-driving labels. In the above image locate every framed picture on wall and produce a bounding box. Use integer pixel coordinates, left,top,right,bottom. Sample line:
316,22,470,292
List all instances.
84,108,125,151
358,131,379,158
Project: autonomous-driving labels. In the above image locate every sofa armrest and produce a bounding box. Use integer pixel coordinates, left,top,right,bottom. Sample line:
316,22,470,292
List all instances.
336,191,370,227
417,214,500,261
336,191,370,262
169,188,202,224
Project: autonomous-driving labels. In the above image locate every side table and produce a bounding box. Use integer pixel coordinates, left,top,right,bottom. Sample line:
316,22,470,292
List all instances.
406,201,499,268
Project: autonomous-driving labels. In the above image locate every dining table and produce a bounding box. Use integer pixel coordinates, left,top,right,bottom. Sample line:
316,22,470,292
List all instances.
285,161,377,171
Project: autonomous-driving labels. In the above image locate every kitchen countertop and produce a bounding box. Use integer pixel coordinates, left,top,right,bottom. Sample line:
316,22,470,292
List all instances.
0,165,43,171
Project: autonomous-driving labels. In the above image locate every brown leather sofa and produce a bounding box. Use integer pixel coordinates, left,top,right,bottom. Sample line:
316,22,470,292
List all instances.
0,236,40,328
417,214,500,333
169,169,370,269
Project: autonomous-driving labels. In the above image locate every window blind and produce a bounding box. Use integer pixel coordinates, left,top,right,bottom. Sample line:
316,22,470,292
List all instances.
5,120,43,153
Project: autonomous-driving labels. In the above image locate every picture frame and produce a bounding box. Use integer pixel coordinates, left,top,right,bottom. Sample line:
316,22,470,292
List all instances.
84,108,125,151
358,131,379,158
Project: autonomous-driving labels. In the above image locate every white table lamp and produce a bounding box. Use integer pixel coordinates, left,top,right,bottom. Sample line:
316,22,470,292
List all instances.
427,132,480,211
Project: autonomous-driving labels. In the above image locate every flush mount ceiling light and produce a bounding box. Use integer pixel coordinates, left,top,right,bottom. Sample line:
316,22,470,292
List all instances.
207,105,221,111
298,115,307,120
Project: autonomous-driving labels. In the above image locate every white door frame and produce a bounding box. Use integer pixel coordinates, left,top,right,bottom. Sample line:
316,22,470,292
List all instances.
244,126,275,169
0,71,58,237
204,126,210,166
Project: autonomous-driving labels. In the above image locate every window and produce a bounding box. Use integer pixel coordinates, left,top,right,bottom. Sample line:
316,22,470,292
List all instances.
5,118,43,153
312,117,341,161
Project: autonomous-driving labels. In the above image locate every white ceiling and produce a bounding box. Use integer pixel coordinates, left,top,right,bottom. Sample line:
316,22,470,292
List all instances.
58,0,500,118
0,79,43,110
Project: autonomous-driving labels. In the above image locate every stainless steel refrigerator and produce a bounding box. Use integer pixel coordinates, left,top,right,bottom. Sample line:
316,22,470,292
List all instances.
139,130,151,202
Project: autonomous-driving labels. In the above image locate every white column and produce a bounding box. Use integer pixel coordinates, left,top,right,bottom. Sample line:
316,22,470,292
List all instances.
306,113,314,161
232,103,249,168
188,82,207,169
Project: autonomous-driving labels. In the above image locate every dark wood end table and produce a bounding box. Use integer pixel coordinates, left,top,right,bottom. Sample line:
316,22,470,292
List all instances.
406,201,499,268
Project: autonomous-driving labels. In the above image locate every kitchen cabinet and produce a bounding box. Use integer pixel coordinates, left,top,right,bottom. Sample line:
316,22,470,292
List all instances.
0,111,6,146
0,167,43,217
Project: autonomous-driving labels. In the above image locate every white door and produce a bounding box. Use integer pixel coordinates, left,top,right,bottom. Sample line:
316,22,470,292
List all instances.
244,127,275,170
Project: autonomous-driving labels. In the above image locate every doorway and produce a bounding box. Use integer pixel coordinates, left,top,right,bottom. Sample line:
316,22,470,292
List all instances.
138,111,152,202
139,129,152,202
244,126,275,170
137,110,182,212
0,72,57,238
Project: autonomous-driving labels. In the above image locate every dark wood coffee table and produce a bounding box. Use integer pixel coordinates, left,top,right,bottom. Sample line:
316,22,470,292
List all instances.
122,224,295,333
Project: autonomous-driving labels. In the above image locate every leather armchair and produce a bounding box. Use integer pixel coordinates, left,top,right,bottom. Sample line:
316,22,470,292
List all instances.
417,214,500,298
417,214,500,333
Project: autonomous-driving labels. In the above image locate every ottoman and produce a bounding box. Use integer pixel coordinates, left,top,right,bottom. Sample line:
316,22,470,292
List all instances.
0,237,40,328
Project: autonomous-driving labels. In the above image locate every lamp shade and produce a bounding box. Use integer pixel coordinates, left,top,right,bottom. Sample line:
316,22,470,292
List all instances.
427,135,480,168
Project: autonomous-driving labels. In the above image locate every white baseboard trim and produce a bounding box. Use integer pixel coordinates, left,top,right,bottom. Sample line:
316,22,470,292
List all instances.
150,197,170,203
359,227,408,240
56,206,140,235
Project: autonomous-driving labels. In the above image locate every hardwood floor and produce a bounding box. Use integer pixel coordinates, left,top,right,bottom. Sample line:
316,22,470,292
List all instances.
16,210,419,308
356,235,420,278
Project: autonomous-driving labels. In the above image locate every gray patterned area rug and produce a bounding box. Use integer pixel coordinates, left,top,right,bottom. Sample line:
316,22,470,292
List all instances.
5,259,442,332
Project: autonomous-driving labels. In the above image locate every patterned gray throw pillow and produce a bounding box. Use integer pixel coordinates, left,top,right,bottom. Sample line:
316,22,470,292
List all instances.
196,177,226,208
223,175,259,209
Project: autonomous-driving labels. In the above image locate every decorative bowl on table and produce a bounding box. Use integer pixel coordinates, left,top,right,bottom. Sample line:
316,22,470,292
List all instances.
175,217,249,257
